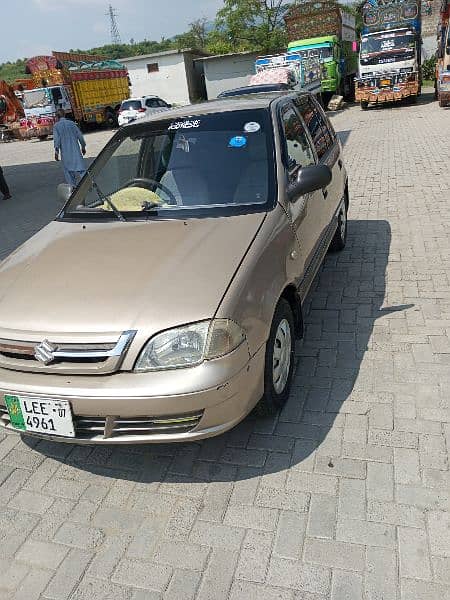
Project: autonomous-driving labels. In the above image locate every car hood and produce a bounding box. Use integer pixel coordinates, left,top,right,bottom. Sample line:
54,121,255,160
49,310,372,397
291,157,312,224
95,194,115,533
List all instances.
0,214,266,339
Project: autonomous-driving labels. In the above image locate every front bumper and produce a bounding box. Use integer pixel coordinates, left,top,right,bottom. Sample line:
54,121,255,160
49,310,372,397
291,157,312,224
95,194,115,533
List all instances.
355,78,419,104
0,344,265,444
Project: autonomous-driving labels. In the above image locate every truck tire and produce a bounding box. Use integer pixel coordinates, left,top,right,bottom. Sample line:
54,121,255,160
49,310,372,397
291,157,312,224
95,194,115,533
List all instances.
361,101,369,110
105,110,118,128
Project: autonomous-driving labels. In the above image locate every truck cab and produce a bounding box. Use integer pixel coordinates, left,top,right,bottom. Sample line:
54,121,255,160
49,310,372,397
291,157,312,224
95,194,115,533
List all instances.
355,0,422,108
288,36,356,102
23,86,72,120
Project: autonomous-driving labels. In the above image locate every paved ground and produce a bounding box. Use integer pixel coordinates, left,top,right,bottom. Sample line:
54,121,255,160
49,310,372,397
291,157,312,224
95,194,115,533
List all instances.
0,93,449,600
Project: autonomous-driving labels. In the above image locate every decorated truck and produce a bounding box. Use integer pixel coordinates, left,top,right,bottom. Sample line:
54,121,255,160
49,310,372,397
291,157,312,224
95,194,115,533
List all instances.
355,0,422,109
21,52,130,139
252,53,322,96
0,81,25,141
436,0,450,107
284,1,358,103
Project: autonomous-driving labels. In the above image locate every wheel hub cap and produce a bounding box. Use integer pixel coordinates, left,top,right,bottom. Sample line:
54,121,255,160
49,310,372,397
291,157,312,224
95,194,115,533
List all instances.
272,318,292,394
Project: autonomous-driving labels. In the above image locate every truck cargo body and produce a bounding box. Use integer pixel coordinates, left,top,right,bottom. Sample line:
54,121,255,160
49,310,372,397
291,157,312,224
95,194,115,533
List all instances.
355,0,422,107
252,53,322,96
436,0,450,107
285,1,357,101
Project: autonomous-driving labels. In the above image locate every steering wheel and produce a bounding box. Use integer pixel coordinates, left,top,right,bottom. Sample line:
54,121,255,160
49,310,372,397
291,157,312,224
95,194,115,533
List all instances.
124,177,179,206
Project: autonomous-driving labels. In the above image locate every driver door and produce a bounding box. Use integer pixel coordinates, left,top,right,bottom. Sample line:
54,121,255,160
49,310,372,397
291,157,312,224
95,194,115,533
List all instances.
280,103,322,279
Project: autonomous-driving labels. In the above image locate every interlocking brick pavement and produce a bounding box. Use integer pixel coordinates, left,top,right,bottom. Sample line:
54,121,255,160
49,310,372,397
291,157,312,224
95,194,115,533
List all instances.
0,92,449,599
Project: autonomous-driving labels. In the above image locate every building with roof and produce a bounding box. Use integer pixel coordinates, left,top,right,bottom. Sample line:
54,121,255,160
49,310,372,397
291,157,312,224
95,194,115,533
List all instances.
119,49,206,106
195,51,261,100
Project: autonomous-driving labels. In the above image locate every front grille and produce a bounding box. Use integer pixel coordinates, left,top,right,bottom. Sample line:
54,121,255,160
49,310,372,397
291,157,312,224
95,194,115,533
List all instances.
0,331,136,375
76,413,203,439
0,405,203,440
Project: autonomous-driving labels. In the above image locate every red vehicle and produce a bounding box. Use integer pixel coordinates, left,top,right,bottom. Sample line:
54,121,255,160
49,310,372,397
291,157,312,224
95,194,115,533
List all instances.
436,0,450,107
0,81,25,140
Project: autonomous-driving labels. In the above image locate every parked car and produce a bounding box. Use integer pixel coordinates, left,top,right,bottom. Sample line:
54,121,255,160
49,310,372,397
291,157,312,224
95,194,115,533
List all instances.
0,92,349,444
218,83,291,97
118,95,171,126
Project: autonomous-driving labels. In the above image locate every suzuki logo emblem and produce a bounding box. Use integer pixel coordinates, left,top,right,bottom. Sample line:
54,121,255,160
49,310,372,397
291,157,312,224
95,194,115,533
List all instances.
34,339,57,365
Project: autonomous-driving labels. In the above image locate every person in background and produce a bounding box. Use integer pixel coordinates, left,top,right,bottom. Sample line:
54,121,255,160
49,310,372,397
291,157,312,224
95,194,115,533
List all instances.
0,165,11,200
53,109,87,188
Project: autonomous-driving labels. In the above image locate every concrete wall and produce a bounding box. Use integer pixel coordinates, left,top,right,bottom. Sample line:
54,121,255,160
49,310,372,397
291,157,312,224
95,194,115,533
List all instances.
202,53,260,99
121,53,191,106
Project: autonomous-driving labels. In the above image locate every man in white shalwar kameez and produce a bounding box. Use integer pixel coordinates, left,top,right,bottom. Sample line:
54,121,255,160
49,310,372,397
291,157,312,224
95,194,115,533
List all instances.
53,109,87,187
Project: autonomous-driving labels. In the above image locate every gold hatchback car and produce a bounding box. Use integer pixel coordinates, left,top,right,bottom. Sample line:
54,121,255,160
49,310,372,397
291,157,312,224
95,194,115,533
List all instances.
0,92,348,444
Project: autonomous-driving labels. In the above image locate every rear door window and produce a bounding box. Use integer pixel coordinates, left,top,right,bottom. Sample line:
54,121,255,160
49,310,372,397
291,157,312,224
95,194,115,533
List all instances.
121,100,142,111
295,96,334,160
281,104,316,182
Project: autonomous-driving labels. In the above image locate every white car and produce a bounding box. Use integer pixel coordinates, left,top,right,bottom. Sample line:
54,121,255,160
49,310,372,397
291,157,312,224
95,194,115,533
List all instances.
118,96,171,126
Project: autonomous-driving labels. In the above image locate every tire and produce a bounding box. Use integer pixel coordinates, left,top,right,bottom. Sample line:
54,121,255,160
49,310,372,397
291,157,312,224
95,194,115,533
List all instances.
361,101,369,111
329,200,348,252
105,110,118,128
439,96,446,108
38,135,48,141
258,299,295,415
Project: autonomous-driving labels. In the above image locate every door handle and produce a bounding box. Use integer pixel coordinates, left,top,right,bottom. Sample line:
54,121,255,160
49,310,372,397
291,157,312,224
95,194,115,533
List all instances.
338,159,343,170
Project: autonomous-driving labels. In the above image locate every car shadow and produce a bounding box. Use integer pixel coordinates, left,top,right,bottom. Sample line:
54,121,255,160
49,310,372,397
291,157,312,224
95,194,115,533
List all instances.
337,130,351,147
23,218,414,487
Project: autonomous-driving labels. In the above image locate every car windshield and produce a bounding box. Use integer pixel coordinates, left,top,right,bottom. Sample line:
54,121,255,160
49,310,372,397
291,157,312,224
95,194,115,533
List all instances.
61,108,275,220
361,33,415,56
23,89,52,109
121,100,142,111
297,47,333,60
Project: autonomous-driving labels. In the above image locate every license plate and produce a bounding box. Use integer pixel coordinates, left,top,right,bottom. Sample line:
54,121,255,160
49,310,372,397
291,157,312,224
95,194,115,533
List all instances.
4,395,75,438
381,79,391,86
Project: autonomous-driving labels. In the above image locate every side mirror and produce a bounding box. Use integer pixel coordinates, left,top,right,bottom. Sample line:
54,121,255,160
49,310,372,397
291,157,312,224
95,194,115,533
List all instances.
57,183,72,203
288,165,332,200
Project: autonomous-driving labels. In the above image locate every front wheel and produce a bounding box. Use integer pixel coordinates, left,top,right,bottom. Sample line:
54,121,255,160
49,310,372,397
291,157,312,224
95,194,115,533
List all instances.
361,101,369,110
259,299,295,415
329,201,348,252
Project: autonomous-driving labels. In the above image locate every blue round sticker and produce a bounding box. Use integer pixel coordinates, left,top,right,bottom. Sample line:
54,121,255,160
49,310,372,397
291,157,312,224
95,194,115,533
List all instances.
229,136,247,148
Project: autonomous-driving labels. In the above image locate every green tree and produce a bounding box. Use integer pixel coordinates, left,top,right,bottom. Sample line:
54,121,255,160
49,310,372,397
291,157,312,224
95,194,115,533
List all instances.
175,18,209,51
214,0,290,53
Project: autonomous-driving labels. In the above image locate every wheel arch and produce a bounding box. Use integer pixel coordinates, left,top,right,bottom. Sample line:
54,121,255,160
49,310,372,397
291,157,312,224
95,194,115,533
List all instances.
280,284,303,340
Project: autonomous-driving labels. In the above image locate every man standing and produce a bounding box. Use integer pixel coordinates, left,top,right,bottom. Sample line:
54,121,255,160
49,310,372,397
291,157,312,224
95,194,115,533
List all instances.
53,109,87,187
0,166,11,200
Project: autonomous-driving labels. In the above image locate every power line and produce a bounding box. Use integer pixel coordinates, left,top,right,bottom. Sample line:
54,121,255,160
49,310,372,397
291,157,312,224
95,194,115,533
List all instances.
107,4,122,45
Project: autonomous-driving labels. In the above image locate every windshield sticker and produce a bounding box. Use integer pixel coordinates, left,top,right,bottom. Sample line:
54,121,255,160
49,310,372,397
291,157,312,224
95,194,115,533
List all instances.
244,122,261,133
381,39,395,51
229,136,247,148
168,119,201,130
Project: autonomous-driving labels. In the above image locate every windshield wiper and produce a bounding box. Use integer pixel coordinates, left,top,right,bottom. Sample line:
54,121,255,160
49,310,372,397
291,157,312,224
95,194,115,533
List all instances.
85,170,126,222
141,200,161,212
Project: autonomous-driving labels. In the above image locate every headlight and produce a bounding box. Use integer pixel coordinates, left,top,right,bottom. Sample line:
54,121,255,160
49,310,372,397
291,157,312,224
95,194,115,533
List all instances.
135,319,246,372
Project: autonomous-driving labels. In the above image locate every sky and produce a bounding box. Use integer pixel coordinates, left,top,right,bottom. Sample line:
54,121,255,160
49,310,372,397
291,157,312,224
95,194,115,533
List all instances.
0,0,225,63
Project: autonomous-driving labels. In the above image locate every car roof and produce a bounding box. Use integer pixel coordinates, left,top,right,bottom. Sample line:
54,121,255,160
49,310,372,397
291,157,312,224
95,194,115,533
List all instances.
219,84,290,97
122,96,160,103
124,92,311,128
